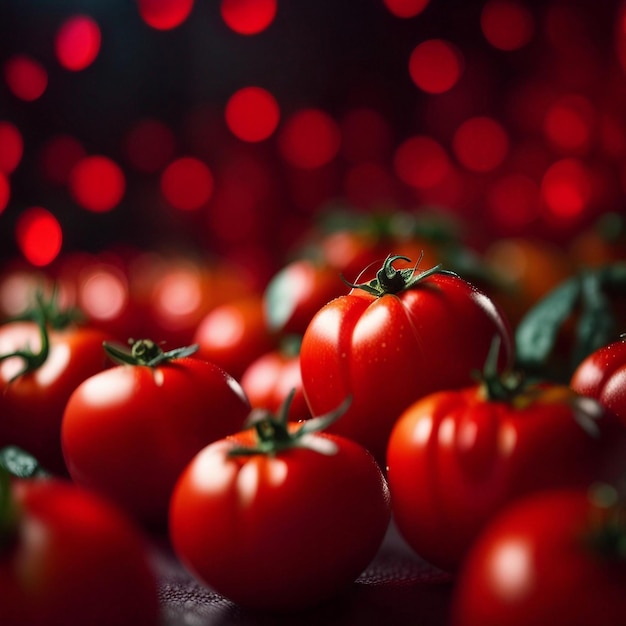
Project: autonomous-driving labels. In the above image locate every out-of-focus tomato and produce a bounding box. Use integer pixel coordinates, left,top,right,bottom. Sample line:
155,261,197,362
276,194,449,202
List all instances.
0,475,160,626
483,237,574,328
571,337,626,424
0,294,112,475
300,255,513,465
387,374,626,572
193,295,277,380
240,342,310,422
169,399,391,612
569,212,626,269
61,339,250,528
451,486,626,626
263,258,347,336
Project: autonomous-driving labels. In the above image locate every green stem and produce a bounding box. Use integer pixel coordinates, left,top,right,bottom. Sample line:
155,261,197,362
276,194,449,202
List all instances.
103,339,199,367
0,310,50,381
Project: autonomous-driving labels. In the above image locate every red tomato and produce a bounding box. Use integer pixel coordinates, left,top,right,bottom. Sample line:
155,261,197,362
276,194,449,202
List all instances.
0,320,112,475
451,487,626,626
263,258,347,335
300,256,513,465
0,477,160,626
570,337,626,424
61,339,250,528
169,407,391,612
386,382,626,572
193,295,277,380
240,345,310,422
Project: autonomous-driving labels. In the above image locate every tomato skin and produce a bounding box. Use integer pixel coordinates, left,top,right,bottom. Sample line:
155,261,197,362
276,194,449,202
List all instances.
240,349,310,421
451,489,626,626
0,478,160,626
386,384,626,572
61,356,250,528
193,295,277,380
300,271,513,465
571,338,626,424
0,322,112,475
169,430,391,612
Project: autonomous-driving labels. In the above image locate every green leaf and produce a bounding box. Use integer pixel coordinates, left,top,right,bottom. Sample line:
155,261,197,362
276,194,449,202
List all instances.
515,276,581,373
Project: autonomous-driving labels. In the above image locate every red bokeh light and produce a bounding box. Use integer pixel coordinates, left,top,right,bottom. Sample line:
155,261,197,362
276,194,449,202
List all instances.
137,0,194,30
480,0,534,51
383,0,430,18
0,173,10,214
69,155,126,212
15,207,63,267
487,173,540,230
541,158,592,219
39,134,86,185
543,94,594,154
393,135,451,189
55,15,101,71
340,108,392,163
124,118,176,173
225,86,280,142
3,54,48,101
221,0,277,35
452,116,509,173
278,108,341,169
409,39,463,94
0,121,23,174
78,265,129,323
160,157,214,210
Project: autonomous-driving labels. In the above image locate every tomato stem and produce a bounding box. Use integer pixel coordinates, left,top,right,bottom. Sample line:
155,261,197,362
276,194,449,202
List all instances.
103,339,199,367
0,308,50,381
5,285,84,330
228,390,351,457
343,254,454,297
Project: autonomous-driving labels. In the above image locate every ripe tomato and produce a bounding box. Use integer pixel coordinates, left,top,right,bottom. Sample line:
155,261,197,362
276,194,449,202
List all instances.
0,475,160,626
169,401,391,612
386,378,626,572
193,295,277,380
263,258,347,335
61,339,250,529
451,487,626,626
240,343,310,422
300,255,513,465
0,296,112,475
570,337,626,424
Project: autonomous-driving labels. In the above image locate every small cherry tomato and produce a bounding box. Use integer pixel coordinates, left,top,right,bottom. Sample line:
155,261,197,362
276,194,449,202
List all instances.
169,397,391,612
61,339,250,529
571,336,626,424
451,486,626,626
0,474,160,626
194,295,277,380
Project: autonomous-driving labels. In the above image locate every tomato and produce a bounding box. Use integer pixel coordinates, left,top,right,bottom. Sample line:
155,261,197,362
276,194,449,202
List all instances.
169,400,391,612
193,295,277,380
571,337,626,424
61,339,250,529
263,258,347,336
300,255,513,465
0,475,160,626
386,375,626,572
451,487,626,626
240,343,310,422
0,295,112,475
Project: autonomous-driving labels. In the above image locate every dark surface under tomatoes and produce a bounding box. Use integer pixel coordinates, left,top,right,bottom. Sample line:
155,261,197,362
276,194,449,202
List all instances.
154,518,454,626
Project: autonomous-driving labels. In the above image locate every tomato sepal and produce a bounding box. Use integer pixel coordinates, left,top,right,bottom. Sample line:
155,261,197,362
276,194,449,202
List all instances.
103,338,199,367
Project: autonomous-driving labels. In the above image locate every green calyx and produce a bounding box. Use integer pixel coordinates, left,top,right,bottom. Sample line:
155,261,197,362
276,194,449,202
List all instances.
474,336,525,403
228,389,351,457
343,254,454,297
585,483,626,561
103,338,199,367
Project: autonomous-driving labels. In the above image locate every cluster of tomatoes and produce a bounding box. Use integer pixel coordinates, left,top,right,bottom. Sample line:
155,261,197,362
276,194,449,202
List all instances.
1,207,626,625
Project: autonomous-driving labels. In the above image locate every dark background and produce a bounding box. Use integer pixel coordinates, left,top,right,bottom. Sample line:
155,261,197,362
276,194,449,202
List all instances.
1,0,624,282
